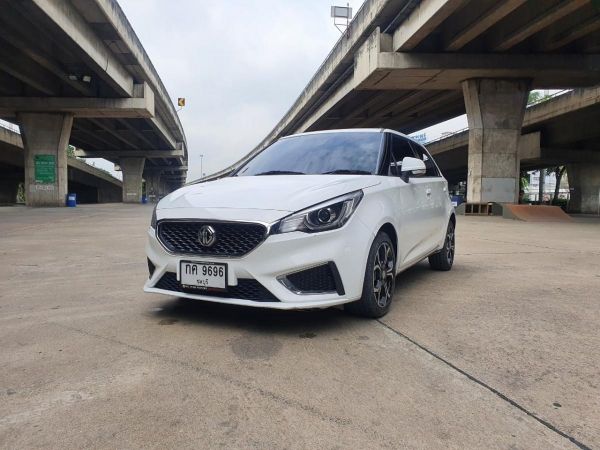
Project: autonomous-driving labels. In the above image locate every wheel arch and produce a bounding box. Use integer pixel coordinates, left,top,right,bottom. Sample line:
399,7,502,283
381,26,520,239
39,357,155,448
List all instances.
377,222,398,261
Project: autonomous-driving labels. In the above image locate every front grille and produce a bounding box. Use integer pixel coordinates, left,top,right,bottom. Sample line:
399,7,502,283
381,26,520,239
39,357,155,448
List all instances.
154,272,279,302
157,220,267,257
284,263,343,295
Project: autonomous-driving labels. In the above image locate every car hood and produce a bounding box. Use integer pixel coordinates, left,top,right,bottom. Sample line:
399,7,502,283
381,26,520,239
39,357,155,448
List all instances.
159,175,381,213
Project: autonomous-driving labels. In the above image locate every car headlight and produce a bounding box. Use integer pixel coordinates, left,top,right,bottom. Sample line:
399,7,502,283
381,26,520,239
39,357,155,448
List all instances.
275,190,363,234
150,204,157,229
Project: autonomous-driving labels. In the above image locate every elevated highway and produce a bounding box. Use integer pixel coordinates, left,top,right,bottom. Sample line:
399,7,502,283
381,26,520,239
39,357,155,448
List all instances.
430,86,600,176
0,0,187,206
205,0,600,212
1,125,122,204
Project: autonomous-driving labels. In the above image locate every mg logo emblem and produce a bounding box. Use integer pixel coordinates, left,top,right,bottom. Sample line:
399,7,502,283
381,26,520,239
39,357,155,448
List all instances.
198,225,216,247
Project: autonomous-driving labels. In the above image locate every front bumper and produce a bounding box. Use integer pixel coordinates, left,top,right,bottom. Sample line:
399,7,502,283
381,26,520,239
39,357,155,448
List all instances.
144,215,373,309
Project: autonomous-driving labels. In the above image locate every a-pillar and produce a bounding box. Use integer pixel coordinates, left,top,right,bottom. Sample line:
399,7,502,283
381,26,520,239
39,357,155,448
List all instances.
462,79,530,204
567,163,600,214
17,113,73,206
144,171,162,203
119,157,145,203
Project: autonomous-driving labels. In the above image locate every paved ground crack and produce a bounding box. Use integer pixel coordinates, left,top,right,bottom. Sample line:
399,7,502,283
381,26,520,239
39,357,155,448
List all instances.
51,321,397,447
376,319,592,450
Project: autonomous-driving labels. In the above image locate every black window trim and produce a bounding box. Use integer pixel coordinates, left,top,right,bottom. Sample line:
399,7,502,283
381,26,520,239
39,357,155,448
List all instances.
408,140,442,178
379,131,420,177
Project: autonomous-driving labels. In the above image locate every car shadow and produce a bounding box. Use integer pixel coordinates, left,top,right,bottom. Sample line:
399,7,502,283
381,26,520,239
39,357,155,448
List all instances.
151,260,438,335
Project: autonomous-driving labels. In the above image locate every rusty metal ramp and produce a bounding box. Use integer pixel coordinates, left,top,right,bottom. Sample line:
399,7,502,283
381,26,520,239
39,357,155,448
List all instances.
501,204,573,222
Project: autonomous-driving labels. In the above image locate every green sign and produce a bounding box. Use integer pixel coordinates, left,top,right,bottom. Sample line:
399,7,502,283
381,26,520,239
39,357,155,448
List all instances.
34,154,56,183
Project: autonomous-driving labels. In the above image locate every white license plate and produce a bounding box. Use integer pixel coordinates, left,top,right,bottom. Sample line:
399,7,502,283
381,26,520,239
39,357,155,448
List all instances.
180,261,227,290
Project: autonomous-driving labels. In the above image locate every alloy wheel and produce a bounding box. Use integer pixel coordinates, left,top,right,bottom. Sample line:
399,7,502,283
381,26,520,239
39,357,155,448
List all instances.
446,225,455,264
372,241,395,308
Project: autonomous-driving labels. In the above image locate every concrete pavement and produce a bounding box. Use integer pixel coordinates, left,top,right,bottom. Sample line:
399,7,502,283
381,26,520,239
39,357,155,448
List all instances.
1,204,599,449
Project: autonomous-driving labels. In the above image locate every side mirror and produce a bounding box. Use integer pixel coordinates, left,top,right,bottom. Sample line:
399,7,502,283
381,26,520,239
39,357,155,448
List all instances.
400,157,426,182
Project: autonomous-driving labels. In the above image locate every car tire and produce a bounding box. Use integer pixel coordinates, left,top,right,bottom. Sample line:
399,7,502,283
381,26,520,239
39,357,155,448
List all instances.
429,220,455,271
345,231,396,318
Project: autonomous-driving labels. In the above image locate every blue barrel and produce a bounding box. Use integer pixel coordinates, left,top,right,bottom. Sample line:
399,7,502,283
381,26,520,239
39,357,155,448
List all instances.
451,195,464,207
141,195,148,204
66,193,77,207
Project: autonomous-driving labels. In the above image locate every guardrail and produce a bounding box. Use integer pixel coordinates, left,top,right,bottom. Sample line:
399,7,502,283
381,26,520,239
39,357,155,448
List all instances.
424,89,572,146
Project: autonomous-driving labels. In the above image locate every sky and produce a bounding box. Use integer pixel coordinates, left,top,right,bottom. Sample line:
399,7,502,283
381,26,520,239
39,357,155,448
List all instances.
90,0,467,181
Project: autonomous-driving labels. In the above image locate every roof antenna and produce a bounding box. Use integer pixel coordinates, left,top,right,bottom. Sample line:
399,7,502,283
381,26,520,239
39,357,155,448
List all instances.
331,3,352,34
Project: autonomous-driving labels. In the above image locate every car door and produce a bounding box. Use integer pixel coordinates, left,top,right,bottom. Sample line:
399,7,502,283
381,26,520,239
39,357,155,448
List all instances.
385,133,433,268
409,141,448,249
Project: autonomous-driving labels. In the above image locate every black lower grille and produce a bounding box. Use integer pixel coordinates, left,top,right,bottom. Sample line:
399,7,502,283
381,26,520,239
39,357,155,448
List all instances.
147,259,155,278
284,263,343,294
154,272,279,302
157,220,267,257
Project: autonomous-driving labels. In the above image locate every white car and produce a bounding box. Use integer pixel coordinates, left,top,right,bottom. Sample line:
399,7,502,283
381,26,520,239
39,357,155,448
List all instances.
144,129,455,318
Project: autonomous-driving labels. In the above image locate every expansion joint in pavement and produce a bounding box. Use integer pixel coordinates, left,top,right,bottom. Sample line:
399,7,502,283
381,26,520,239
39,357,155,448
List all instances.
376,320,592,450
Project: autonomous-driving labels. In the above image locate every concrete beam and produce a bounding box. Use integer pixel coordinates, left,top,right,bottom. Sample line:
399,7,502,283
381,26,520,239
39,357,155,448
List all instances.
75,150,184,159
355,40,600,89
0,16,95,97
524,86,600,126
393,0,467,51
149,116,177,150
0,83,154,118
445,0,527,51
540,15,600,52
30,0,134,97
0,46,59,96
491,0,589,51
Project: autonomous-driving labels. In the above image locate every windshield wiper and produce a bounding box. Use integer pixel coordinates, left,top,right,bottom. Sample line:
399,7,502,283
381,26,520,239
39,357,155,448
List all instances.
323,169,372,175
254,170,305,176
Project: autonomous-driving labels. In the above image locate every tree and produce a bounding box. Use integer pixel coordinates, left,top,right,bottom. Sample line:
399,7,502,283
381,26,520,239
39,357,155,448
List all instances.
549,166,567,205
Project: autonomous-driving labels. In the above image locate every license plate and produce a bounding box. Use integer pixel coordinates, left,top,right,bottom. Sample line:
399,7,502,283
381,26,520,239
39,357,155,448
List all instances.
179,261,227,290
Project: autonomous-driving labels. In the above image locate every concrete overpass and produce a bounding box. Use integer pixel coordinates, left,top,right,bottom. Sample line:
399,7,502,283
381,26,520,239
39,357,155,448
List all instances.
204,0,600,212
1,125,122,204
427,86,600,213
0,0,187,206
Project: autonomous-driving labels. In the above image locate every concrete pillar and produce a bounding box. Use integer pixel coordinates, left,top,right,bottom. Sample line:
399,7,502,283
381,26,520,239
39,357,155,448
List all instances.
567,163,600,215
462,79,530,204
0,179,19,204
17,113,73,206
119,157,145,203
144,171,162,203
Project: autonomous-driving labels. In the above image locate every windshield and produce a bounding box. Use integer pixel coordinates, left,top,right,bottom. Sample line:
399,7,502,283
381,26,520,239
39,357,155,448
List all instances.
235,132,383,176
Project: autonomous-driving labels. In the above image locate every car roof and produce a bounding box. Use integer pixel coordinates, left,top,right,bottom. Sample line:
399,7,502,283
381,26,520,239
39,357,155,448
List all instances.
281,128,413,141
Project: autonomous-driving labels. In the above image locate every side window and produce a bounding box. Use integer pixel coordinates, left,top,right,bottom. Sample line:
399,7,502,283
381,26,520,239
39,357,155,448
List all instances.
388,134,416,176
410,142,440,177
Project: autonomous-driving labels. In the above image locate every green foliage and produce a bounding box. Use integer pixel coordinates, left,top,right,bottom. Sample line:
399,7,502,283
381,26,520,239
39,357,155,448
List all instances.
528,91,553,106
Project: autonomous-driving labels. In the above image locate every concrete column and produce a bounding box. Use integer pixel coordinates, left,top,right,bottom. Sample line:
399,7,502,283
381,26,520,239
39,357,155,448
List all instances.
462,79,530,204
119,157,145,203
0,179,19,204
17,113,73,206
144,171,162,203
567,163,600,215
